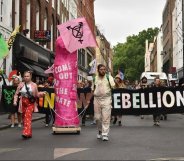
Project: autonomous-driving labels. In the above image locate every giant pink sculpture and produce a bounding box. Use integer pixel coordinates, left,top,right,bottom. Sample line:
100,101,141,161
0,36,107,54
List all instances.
54,37,79,127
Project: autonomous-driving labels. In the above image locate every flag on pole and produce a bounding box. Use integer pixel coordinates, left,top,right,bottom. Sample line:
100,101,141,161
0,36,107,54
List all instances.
118,68,124,80
7,25,21,50
57,17,97,53
89,59,97,74
0,34,9,60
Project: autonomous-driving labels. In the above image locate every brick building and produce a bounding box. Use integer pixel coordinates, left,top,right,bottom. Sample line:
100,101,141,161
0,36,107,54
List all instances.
77,0,96,81
12,0,69,51
10,0,96,82
77,0,95,34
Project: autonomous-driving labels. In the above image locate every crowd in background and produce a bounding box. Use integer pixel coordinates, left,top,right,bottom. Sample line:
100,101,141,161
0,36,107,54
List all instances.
76,70,180,127
0,67,182,141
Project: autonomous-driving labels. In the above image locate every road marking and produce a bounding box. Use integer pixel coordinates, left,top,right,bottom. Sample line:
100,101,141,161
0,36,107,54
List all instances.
0,148,21,154
54,148,89,159
150,157,184,160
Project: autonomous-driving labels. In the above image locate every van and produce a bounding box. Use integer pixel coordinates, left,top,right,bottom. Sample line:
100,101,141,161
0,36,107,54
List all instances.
168,73,179,86
140,72,169,86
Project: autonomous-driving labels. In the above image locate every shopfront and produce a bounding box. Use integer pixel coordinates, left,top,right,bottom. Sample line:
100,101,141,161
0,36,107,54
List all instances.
12,33,54,82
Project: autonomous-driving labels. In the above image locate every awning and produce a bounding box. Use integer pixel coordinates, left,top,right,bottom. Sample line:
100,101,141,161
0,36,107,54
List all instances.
20,61,33,71
19,61,46,77
29,64,46,76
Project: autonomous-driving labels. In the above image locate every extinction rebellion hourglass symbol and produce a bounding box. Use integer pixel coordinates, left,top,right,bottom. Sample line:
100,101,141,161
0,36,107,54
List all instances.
66,22,84,44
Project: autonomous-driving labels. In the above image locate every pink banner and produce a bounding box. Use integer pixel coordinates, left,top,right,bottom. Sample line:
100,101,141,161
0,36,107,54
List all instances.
54,37,79,127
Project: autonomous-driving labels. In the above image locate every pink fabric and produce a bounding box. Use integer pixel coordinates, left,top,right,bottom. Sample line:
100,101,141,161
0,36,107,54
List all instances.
44,64,54,74
54,37,79,127
57,17,97,53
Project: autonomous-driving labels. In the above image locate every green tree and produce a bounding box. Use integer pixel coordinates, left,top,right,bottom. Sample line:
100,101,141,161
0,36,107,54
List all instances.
113,27,159,81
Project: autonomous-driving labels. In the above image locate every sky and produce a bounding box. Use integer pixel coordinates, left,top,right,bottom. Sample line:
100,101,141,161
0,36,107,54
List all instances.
94,0,166,46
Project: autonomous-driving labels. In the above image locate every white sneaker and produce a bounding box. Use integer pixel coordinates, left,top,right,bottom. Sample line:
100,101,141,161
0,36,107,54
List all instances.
102,135,109,141
97,134,102,139
97,131,102,139
18,124,22,128
11,124,15,128
45,124,49,127
156,121,160,126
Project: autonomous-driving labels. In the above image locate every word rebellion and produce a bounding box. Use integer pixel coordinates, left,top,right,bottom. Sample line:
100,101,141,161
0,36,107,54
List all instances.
113,88,184,109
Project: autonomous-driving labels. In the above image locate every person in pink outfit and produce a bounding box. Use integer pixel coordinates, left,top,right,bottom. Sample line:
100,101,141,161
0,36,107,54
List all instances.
13,71,45,139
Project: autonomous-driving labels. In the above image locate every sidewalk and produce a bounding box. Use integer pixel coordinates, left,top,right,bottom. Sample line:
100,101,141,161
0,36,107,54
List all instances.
0,113,45,130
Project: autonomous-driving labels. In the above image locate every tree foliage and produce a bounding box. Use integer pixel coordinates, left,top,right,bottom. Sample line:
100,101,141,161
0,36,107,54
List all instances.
113,27,159,81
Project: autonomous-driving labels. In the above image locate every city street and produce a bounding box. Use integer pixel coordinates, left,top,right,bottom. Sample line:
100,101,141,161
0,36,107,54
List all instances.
0,114,184,160
0,0,184,160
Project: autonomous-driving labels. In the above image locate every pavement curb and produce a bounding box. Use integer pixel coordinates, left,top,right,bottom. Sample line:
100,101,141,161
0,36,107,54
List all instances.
0,116,45,131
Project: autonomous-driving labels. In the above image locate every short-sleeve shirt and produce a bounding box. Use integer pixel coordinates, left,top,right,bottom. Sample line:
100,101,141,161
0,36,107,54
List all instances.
93,74,115,97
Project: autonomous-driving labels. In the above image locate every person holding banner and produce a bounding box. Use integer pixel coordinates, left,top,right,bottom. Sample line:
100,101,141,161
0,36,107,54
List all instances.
13,71,45,139
153,77,161,126
113,74,126,126
43,80,54,127
93,64,115,141
11,76,22,128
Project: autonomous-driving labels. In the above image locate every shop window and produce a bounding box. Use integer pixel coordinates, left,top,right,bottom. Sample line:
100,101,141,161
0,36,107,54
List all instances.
52,0,55,9
26,0,30,38
0,0,3,22
87,53,92,70
78,49,85,68
36,0,40,30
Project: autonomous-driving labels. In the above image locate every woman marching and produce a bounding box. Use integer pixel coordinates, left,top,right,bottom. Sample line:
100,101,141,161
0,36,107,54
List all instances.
10,76,22,128
13,71,45,139
113,74,126,126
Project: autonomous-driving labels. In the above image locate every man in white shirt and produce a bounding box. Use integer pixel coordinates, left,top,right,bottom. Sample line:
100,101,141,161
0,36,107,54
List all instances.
92,64,115,141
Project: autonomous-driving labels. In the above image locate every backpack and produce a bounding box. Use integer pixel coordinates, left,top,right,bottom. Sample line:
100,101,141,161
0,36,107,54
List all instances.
93,74,112,89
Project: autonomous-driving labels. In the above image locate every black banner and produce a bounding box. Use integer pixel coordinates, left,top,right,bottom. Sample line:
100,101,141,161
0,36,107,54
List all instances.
112,86,184,115
1,86,184,115
1,86,17,112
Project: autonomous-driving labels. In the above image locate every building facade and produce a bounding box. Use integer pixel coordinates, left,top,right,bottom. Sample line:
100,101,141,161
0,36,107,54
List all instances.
12,0,64,51
172,0,183,79
157,27,164,73
150,28,164,73
11,0,64,81
150,38,157,72
77,0,96,81
162,0,176,74
1,0,111,82
96,27,113,74
0,0,13,76
145,40,154,72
